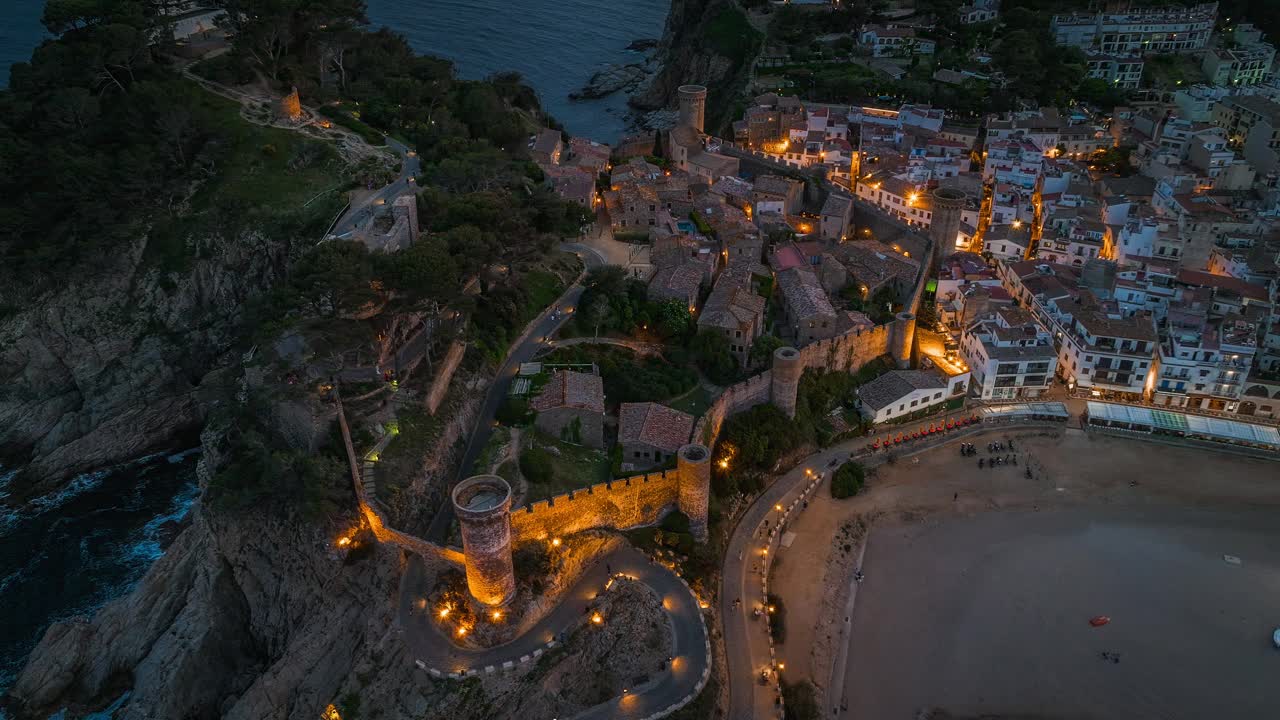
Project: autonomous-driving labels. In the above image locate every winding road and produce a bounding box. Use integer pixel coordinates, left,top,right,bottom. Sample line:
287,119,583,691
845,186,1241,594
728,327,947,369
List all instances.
720,445,856,720
424,242,605,544
399,545,709,720
330,136,423,246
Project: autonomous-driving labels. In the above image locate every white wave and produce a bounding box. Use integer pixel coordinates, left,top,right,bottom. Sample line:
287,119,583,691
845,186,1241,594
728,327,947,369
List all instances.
28,467,111,513
166,447,202,464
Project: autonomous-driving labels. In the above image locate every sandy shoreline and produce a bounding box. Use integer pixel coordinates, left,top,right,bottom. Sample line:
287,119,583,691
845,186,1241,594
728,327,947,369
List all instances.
768,429,1280,719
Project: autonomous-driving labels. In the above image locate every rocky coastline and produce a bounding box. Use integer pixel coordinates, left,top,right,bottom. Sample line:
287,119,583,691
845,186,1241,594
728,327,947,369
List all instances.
3,1,731,717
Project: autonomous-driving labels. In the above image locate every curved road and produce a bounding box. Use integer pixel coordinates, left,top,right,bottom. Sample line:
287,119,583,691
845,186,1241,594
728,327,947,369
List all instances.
721,445,856,720
425,242,606,544
331,136,422,243
399,545,708,719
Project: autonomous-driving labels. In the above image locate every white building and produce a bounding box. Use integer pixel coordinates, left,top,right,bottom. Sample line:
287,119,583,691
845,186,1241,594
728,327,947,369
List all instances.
857,368,968,423
1049,3,1217,54
1153,301,1257,410
961,306,1059,400
1000,260,1158,400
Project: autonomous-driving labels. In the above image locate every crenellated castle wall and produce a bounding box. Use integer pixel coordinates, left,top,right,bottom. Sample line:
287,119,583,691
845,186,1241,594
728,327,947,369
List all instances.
693,371,773,447
795,322,894,374
509,470,683,542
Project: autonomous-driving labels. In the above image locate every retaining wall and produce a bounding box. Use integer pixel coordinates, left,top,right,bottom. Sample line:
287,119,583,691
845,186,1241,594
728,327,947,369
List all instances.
425,340,467,415
509,470,683,542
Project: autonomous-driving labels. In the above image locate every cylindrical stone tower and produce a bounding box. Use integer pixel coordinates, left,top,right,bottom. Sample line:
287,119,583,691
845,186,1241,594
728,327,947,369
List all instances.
676,444,711,542
771,346,804,419
452,475,515,607
892,312,916,369
677,85,708,134
929,187,967,260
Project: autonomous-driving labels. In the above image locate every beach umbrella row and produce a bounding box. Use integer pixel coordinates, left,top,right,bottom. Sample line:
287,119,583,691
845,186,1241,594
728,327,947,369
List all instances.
868,415,981,450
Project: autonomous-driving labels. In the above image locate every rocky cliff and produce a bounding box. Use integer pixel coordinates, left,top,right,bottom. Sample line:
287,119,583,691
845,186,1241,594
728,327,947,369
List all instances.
0,226,301,499
7,424,672,720
633,0,761,133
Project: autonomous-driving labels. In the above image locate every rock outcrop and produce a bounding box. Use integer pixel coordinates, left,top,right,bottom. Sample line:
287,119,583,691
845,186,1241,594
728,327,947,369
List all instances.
632,0,756,132
0,226,300,499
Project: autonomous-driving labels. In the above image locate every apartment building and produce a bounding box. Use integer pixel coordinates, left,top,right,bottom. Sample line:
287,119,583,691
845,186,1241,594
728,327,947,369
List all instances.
1152,300,1258,410
1201,23,1276,87
1086,52,1145,89
1000,261,1158,400
1049,3,1217,54
982,136,1044,190
961,305,1059,400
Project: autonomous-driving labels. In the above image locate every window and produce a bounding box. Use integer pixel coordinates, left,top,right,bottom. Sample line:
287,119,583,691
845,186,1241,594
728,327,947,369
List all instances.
910,399,918,407
934,392,942,400
899,404,905,411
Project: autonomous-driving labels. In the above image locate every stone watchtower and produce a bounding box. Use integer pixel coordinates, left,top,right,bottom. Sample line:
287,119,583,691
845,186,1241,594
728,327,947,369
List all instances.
677,85,708,134
676,444,712,541
771,346,804,419
452,475,516,607
892,312,916,369
928,187,967,261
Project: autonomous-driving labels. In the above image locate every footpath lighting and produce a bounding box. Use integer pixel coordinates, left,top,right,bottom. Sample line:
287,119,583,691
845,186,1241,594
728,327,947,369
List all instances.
591,612,604,625
456,626,469,638
336,535,352,547
761,547,769,557
774,503,783,512
719,458,730,470
491,610,503,621
438,606,451,619
551,537,563,548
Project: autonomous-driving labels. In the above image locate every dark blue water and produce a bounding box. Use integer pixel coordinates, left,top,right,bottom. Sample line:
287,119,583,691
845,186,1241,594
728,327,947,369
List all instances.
0,455,200,697
364,0,671,141
0,0,47,87
1,0,671,141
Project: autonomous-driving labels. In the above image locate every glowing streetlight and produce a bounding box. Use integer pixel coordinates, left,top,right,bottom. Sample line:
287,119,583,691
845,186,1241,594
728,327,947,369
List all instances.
774,503,783,512
439,607,450,619
491,610,503,621
336,536,351,547
719,459,730,470
551,537,562,548
591,613,604,625
456,626,468,638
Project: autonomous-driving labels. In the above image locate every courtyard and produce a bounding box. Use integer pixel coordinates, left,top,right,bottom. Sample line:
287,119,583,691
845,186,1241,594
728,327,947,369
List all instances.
768,429,1280,719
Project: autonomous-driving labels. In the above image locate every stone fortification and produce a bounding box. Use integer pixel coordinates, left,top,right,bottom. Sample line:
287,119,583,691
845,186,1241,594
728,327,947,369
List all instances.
693,371,773,446
676,444,712,541
794,320,895,373
453,475,517,607
771,347,804,419
509,469,683,542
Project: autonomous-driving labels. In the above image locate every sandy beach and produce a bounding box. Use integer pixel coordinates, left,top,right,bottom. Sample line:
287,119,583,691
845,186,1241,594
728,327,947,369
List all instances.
768,428,1280,720
846,507,1280,719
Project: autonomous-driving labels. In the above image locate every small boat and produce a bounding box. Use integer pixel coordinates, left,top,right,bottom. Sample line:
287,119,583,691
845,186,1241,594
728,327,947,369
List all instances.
1089,616,1111,627
1272,628,1280,648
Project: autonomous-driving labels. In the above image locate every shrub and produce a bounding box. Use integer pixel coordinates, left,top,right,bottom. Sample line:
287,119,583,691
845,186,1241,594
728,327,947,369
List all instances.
830,461,865,499
766,593,786,643
520,446,554,483
661,510,691,534
781,679,820,720
496,396,531,426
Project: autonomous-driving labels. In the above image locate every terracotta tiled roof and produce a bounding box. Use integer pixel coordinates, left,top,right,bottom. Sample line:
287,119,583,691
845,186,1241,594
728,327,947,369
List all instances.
618,402,695,454
531,370,605,414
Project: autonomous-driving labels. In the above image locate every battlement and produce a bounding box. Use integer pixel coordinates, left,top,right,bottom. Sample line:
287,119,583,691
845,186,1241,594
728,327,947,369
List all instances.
509,469,682,542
